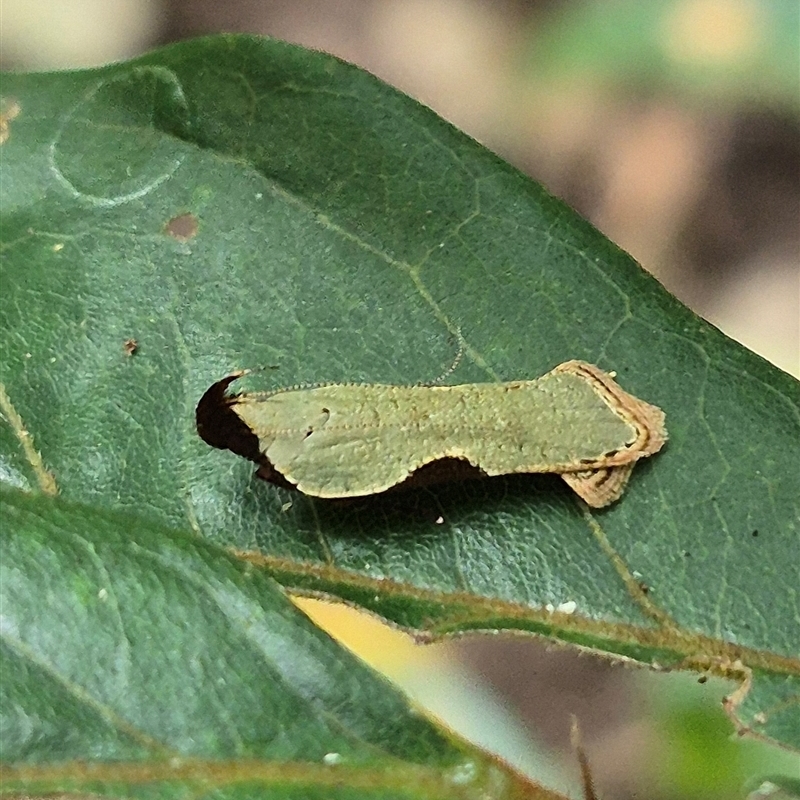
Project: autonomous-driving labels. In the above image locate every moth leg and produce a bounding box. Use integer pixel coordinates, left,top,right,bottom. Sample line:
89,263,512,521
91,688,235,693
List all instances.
561,464,634,508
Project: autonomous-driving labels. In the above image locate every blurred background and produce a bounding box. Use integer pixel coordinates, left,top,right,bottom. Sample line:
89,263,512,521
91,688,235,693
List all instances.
3,1,798,797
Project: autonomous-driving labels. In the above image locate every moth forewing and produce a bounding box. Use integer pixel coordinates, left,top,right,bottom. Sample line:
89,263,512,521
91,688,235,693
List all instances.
562,465,635,509
554,361,666,459
196,360,667,506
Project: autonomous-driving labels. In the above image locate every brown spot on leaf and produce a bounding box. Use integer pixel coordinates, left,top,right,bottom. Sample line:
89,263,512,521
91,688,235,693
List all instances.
123,338,139,356
165,212,198,242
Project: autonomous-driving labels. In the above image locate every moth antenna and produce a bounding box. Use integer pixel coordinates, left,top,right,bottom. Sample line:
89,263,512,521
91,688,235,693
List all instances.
252,329,466,395
419,327,465,387
257,379,354,397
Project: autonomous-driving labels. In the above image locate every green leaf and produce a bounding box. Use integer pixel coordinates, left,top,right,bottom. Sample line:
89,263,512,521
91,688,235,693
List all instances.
1,31,798,777
0,485,542,798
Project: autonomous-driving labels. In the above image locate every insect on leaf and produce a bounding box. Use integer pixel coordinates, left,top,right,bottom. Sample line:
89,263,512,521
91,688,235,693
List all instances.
196,361,667,507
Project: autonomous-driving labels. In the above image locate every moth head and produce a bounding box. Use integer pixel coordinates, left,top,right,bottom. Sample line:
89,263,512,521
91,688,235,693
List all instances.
195,373,262,463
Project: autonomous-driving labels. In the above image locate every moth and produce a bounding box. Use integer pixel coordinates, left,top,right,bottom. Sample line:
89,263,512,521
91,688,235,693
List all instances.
196,361,667,508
